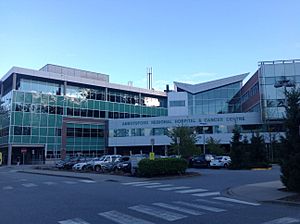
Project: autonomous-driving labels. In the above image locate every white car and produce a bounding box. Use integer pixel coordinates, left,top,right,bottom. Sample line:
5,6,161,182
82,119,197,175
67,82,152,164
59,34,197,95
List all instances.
93,155,121,172
72,157,101,171
210,156,231,168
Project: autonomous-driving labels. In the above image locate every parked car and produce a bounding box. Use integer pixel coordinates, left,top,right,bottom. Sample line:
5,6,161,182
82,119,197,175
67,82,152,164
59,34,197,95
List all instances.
109,156,131,172
210,156,231,168
189,154,215,168
56,157,85,170
72,157,102,171
93,155,121,172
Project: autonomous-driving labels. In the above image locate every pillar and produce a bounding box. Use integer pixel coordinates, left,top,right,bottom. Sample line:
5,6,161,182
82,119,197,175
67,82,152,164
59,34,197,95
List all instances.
7,144,12,166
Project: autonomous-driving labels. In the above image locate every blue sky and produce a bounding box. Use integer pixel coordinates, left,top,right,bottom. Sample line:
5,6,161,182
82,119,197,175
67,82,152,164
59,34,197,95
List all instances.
0,0,299,90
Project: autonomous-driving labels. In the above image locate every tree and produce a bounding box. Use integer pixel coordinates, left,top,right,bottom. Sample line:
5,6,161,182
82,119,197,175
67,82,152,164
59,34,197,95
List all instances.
249,132,268,165
229,125,244,169
168,126,198,159
281,87,300,192
206,137,225,155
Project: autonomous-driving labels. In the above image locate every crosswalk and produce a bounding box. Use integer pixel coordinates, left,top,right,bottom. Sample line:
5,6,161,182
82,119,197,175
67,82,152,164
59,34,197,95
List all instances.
58,198,300,224
121,181,221,198
1,179,96,190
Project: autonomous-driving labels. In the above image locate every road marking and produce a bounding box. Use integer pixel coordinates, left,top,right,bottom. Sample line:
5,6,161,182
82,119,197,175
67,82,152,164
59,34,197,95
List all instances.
176,188,208,194
129,204,187,221
122,181,151,185
192,192,220,197
145,184,173,188
261,217,300,224
78,180,96,183
58,218,90,224
43,181,57,185
153,202,204,215
3,186,13,190
99,210,154,224
63,181,77,185
22,183,38,188
20,179,28,182
132,182,161,187
214,197,260,206
195,198,234,207
158,186,191,191
174,201,226,212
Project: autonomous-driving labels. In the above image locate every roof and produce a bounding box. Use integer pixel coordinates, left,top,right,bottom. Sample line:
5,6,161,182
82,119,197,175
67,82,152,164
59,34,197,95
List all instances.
1,66,167,97
174,73,249,94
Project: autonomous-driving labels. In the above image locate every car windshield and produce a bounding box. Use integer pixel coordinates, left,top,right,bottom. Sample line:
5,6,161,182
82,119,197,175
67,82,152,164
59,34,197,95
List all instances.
215,156,223,160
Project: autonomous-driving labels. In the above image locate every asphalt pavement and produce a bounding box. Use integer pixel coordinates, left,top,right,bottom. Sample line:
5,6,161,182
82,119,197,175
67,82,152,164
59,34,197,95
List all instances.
0,164,299,224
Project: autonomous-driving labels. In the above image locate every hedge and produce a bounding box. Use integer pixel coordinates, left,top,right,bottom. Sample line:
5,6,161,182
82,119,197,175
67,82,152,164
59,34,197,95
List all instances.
137,158,188,177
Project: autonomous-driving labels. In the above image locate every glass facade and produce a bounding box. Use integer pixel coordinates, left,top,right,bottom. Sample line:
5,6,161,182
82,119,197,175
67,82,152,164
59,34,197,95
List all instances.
188,82,241,115
0,72,168,159
259,60,300,121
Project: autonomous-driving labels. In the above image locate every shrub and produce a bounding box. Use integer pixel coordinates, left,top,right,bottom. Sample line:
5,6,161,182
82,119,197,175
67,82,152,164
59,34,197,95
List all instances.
137,158,188,177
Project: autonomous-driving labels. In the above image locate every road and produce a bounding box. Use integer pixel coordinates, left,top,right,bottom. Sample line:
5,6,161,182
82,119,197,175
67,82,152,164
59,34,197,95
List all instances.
0,166,299,224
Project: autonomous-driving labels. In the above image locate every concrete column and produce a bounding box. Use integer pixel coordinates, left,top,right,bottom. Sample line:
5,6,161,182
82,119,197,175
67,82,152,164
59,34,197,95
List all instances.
12,73,17,90
105,87,108,101
0,82,3,98
7,144,12,166
63,81,67,96
114,146,117,155
139,93,142,105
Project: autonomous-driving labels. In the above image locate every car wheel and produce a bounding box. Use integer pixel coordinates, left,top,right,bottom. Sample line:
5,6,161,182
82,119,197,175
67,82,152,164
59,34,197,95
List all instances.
82,165,86,171
95,166,102,172
224,163,228,168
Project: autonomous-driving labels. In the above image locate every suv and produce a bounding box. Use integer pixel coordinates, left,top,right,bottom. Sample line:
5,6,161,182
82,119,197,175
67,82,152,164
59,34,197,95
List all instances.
93,155,121,172
189,154,215,168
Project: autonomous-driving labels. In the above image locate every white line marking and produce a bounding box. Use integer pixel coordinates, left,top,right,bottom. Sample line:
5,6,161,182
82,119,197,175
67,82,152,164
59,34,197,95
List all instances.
153,202,204,215
129,204,187,221
99,210,154,224
192,192,220,197
3,186,13,190
261,217,300,224
132,182,161,187
22,183,38,187
58,218,90,224
78,180,96,183
214,197,260,206
195,198,234,207
122,181,151,185
176,188,208,194
43,181,57,185
63,181,77,185
174,201,226,212
145,184,173,188
158,186,191,191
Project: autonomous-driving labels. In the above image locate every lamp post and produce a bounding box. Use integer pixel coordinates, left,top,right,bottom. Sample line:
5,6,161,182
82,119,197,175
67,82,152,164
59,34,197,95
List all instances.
199,122,208,154
176,137,180,156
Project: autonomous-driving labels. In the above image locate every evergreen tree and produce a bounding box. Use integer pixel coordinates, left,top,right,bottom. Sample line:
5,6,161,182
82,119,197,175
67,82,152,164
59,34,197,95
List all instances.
281,87,300,192
229,125,244,169
206,137,224,155
168,126,199,159
249,132,268,165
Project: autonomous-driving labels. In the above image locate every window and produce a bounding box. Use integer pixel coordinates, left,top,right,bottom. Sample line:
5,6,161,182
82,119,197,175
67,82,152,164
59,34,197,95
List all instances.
169,100,185,107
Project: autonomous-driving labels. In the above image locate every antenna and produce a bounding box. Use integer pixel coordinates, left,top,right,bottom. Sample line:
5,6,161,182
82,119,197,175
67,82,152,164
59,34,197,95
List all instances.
147,67,153,90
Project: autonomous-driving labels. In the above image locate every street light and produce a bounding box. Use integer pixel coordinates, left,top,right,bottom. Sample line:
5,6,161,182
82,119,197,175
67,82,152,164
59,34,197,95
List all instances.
199,122,208,154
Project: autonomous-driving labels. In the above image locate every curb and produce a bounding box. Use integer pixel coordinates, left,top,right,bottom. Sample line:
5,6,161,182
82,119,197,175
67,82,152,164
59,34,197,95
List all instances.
262,199,300,207
224,186,300,207
251,168,272,171
17,170,94,180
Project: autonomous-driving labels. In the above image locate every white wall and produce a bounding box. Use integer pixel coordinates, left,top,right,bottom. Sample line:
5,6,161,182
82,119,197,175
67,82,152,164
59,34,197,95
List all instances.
167,92,188,116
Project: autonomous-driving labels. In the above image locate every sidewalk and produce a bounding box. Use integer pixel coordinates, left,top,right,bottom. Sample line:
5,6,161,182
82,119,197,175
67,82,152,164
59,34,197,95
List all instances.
227,180,300,206
11,165,148,183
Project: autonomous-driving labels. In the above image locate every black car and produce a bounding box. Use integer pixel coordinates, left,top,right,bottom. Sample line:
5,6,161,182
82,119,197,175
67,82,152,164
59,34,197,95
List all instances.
189,154,215,168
